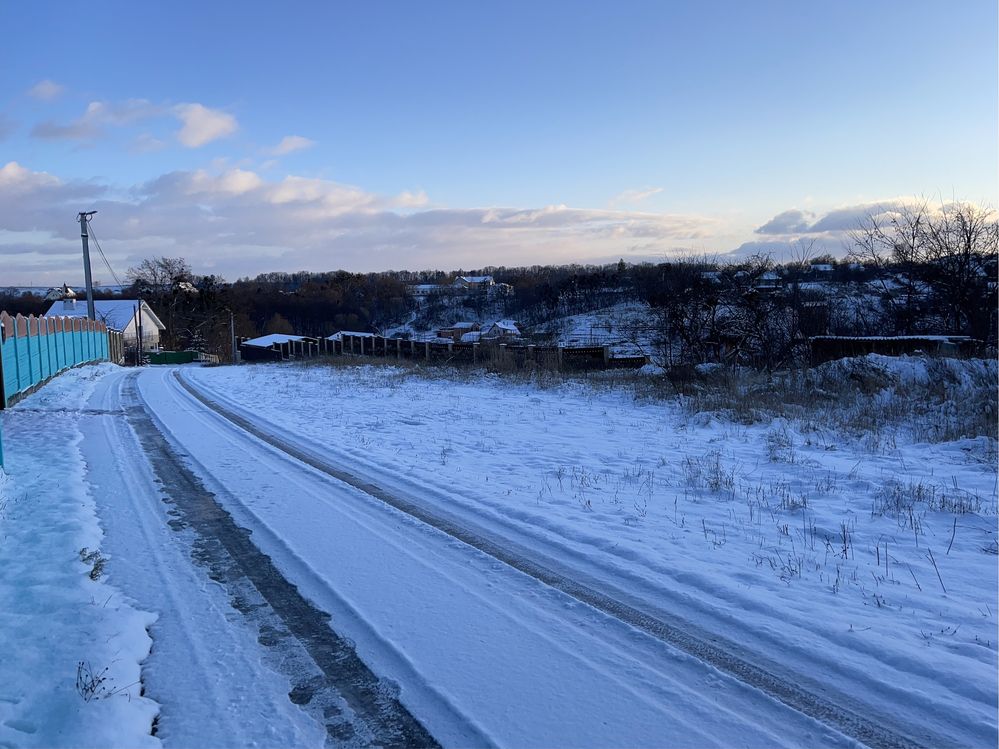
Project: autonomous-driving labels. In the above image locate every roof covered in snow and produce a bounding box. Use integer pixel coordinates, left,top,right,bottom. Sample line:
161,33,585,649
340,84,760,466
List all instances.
327,331,376,340
44,299,165,331
484,319,519,332
242,333,306,348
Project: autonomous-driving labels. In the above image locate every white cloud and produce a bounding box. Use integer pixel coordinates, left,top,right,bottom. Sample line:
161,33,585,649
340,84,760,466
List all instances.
0,163,719,284
392,190,429,209
752,199,930,237
187,168,264,195
31,99,160,141
0,161,61,190
28,79,65,100
267,135,316,156
754,209,815,235
131,133,167,153
173,104,238,147
735,198,970,261
609,186,663,207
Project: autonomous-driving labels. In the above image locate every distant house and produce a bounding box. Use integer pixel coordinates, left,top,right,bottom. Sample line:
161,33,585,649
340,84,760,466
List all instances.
754,270,782,291
44,283,76,301
437,321,480,341
44,298,165,352
480,320,521,340
453,275,494,291
407,284,442,298
810,263,834,274
460,331,482,343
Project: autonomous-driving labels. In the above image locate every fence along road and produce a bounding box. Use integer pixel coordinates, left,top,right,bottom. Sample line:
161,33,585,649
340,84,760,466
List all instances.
173,367,949,749
0,310,117,467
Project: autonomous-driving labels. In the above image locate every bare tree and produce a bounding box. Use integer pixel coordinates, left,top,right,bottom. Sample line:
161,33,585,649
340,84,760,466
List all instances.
127,257,193,292
849,200,997,341
921,202,998,340
126,257,197,349
848,201,929,335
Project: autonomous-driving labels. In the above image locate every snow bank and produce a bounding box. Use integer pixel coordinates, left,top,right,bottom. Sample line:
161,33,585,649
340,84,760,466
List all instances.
0,364,159,748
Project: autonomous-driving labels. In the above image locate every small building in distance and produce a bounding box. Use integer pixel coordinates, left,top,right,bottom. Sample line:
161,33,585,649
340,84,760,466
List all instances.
481,319,521,340
437,321,480,341
453,275,494,291
44,298,165,352
407,284,442,298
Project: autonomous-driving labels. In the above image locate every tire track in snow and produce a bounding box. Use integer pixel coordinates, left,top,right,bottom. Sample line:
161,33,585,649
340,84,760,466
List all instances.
176,369,943,749
122,375,439,748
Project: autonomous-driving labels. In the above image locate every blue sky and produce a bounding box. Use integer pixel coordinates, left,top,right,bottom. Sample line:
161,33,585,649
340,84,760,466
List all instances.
1,0,996,285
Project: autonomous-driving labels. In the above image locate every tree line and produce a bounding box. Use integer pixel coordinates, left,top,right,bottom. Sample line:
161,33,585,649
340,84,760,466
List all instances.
2,202,994,368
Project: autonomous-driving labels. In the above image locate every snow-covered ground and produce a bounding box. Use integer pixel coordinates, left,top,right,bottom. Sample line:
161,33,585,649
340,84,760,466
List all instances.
186,357,999,747
1,357,995,747
0,365,158,748
529,301,655,356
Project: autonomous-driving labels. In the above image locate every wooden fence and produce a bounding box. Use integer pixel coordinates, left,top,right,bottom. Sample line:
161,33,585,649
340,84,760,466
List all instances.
809,335,984,365
238,334,649,371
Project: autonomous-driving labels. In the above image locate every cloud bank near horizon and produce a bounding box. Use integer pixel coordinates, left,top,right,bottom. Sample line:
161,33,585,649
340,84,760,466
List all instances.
0,161,723,285
3,160,986,286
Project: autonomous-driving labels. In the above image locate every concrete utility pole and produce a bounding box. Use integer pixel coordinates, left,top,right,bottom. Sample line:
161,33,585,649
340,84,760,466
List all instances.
229,310,237,363
78,211,97,321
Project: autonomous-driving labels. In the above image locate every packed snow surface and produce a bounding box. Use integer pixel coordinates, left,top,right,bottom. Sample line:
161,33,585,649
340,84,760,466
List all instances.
0,365,158,748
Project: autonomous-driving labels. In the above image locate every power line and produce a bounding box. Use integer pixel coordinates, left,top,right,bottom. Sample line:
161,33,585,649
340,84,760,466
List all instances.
82,217,125,289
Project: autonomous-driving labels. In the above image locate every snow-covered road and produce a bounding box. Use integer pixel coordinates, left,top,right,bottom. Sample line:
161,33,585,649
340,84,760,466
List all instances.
116,365,860,748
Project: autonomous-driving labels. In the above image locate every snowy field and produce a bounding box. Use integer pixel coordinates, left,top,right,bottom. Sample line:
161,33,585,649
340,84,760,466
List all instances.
187,356,998,747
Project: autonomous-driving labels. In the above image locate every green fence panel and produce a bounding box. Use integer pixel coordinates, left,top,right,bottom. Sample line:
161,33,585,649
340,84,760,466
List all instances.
2,339,17,407
55,330,65,372
40,333,51,381
16,335,30,393
27,333,38,386
0,315,112,418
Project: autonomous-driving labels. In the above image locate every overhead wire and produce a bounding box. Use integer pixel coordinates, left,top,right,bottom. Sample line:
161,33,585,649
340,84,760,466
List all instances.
82,217,125,289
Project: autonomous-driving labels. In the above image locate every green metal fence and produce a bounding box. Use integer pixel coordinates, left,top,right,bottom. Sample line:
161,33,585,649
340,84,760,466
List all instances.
0,311,112,467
